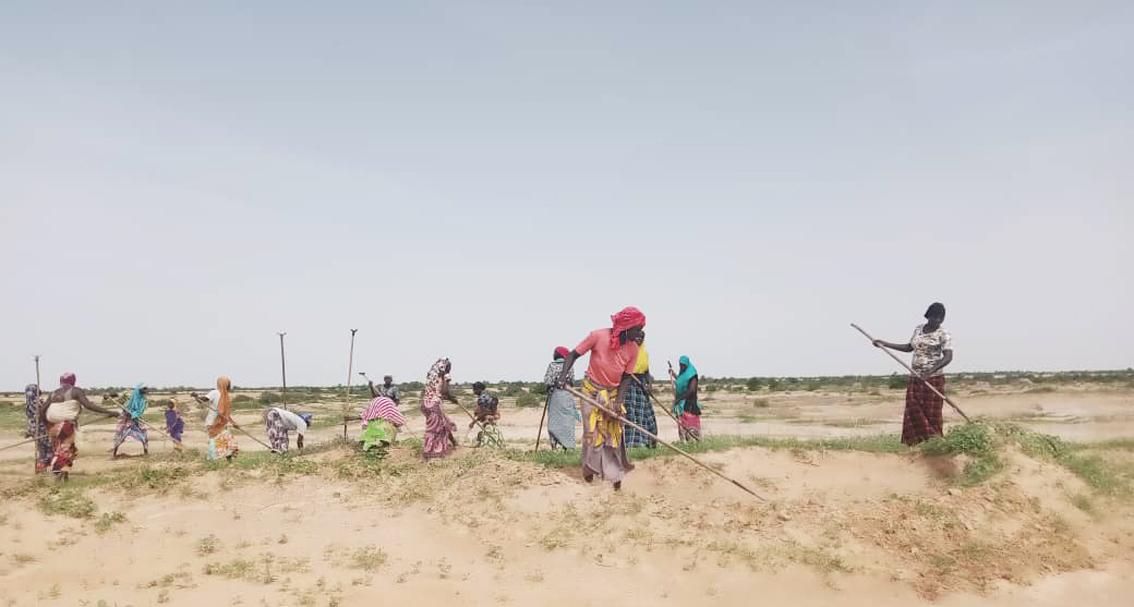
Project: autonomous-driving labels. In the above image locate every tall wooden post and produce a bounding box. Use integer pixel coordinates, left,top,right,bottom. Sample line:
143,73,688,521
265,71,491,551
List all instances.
277,332,288,409
344,329,357,439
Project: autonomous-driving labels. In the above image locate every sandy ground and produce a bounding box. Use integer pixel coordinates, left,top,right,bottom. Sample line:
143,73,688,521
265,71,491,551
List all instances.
0,385,1132,606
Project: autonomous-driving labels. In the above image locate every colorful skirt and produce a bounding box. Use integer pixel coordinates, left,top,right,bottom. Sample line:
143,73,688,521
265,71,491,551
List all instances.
421,399,456,460
622,378,657,448
902,375,945,445
360,419,398,451
165,411,185,444
208,427,239,460
678,412,702,442
47,420,77,475
113,416,149,449
546,388,577,450
265,409,290,452
580,376,633,484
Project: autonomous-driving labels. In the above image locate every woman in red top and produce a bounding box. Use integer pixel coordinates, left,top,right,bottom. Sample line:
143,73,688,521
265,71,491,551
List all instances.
558,307,646,491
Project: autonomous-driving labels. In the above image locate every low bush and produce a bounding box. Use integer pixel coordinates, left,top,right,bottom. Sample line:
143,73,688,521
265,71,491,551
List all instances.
515,391,541,408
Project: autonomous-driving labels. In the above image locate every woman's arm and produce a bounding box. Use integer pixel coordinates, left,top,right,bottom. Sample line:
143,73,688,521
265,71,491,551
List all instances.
76,388,115,416
681,376,699,402
873,339,913,353
558,351,580,386
925,350,953,377
441,378,459,404
616,373,633,406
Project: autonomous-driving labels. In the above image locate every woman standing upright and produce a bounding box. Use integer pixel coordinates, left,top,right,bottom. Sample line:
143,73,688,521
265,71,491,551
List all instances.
543,347,577,450
558,306,646,491
38,372,116,480
25,384,51,473
205,376,239,461
671,356,702,442
873,302,954,445
421,358,459,460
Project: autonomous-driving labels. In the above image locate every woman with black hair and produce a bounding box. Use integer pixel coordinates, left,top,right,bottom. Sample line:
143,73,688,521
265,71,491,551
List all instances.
873,302,954,445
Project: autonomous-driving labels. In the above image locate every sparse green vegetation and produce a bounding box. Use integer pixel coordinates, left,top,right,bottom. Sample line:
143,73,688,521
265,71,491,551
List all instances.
38,487,97,519
196,535,220,556
515,391,541,408
95,511,127,534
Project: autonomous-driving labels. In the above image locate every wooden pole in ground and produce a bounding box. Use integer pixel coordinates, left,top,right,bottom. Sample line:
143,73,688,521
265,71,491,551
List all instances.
562,385,765,500
34,355,41,391
850,323,971,422
277,332,288,408
344,329,357,440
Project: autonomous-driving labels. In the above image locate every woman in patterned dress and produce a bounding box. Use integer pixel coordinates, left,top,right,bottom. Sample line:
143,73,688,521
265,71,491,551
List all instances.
872,302,955,445
421,358,459,460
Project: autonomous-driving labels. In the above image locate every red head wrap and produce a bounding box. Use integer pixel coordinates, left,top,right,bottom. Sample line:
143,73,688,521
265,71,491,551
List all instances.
59,372,76,387
554,346,570,360
609,306,646,349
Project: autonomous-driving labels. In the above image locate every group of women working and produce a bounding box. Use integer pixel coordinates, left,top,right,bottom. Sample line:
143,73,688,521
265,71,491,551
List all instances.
18,302,953,489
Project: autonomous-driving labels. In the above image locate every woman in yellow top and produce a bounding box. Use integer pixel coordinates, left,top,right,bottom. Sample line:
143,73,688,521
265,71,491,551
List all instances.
621,334,656,448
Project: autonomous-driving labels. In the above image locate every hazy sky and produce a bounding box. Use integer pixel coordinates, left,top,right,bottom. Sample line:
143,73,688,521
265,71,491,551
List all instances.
2,2,1131,389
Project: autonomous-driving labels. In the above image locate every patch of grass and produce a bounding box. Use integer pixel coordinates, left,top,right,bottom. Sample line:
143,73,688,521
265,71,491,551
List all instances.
349,545,388,572
1058,453,1125,495
197,534,220,556
515,392,541,408
920,423,1003,486
37,487,97,519
1069,493,1095,513
751,398,770,408
11,553,36,566
95,511,126,534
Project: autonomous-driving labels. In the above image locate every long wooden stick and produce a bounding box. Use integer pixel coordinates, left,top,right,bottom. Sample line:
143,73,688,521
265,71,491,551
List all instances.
850,323,971,422
533,393,550,452
630,374,681,430
562,385,765,501
450,398,492,433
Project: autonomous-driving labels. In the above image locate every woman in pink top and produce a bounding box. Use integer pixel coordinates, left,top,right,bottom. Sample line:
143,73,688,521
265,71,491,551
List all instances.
557,306,646,491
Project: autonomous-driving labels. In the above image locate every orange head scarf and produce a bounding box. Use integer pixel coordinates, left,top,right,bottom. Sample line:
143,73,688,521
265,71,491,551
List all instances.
207,376,233,438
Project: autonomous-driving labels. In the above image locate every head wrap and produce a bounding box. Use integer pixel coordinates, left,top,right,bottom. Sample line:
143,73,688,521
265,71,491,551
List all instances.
125,383,148,419
554,346,570,360
208,376,232,438
609,306,646,349
924,302,946,320
299,412,314,426
59,372,76,387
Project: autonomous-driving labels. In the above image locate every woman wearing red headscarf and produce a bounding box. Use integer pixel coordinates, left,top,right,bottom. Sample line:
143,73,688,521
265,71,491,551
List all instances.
558,307,646,490
38,372,115,480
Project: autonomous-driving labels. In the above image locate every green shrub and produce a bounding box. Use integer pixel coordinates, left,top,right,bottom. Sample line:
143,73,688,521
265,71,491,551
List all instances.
531,383,548,396
887,374,908,390
259,391,282,404
515,392,541,408
232,394,253,403
745,378,763,391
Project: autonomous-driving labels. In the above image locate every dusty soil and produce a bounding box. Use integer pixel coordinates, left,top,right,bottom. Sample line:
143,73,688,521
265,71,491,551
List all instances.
0,386,1132,606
